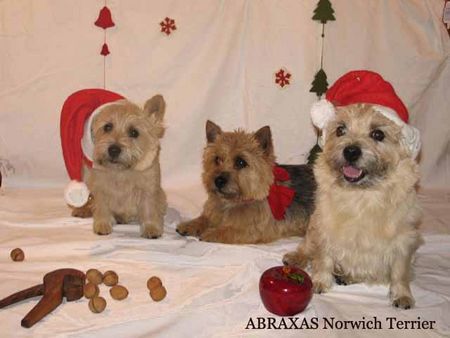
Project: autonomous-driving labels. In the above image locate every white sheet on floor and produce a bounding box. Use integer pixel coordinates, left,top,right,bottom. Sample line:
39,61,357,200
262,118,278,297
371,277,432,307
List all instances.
0,188,449,337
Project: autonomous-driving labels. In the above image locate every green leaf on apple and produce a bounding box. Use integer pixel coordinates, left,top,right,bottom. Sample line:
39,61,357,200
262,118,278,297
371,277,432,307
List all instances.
287,273,305,284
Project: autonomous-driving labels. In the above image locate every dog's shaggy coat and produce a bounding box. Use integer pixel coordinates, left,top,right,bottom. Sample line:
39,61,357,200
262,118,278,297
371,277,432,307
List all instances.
176,121,316,244
73,95,167,238
283,104,422,309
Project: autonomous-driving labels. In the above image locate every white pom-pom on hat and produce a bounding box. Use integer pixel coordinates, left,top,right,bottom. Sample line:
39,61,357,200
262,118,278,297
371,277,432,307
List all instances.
64,180,90,208
310,99,336,130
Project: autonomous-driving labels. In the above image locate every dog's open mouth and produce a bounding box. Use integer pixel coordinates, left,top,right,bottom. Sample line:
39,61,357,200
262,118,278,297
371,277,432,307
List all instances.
342,165,365,183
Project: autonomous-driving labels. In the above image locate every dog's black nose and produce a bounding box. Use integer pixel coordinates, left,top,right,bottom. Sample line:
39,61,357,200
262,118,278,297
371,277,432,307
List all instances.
108,144,122,159
214,174,228,189
343,145,362,163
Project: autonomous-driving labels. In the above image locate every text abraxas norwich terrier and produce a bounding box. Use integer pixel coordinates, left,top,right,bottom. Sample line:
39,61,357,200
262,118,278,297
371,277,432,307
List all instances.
75,95,167,238
176,121,316,244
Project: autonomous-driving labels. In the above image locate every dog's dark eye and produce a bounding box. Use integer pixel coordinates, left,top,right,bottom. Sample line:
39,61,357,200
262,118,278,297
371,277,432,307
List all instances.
214,156,222,165
128,128,139,138
370,129,385,142
336,125,346,137
234,156,248,169
103,123,113,133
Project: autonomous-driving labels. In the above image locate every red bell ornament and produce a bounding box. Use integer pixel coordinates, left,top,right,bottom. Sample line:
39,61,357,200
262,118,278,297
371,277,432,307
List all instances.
95,6,115,29
100,43,110,56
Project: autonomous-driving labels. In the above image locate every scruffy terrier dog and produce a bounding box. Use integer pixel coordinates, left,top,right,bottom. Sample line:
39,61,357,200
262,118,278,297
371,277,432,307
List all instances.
74,95,167,238
283,104,422,308
176,121,316,244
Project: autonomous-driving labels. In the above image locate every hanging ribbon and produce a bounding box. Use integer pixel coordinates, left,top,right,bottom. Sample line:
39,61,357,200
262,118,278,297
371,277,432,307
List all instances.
307,0,336,164
309,0,335,98
94,3,115,88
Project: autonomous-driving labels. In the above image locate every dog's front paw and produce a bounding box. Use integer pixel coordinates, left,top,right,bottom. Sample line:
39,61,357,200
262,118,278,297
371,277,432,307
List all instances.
93,222,112,235
392,296,414,310
176,219,206,237
333,274,355,286
312,280,331,294
312,272,333,294
72,206,93,218
282,251,308,269
141,223,163,239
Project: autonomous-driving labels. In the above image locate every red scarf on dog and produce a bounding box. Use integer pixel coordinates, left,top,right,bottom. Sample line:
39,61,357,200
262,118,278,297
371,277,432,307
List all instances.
268,166,295,221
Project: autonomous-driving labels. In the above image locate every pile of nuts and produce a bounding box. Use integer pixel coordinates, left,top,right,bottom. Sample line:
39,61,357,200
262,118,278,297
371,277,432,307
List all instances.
84,269,167,314
84,269,128,313
147,276,167,302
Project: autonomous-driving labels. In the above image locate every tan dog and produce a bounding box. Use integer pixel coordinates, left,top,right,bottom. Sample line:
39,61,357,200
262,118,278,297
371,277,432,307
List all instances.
74,95,167,238
283,104,422,308
176,121,316,244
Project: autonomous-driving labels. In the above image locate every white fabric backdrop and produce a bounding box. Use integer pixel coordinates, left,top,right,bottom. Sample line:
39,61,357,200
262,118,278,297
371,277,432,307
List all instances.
1,2,450,337
0,0,449,190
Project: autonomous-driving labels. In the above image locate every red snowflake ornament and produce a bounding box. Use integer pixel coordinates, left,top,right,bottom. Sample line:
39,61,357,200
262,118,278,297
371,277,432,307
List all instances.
95,6,115,29
160,17,176,35
275,69,291,88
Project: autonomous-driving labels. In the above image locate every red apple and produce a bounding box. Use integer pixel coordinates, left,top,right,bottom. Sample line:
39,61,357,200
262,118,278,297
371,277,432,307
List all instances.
259,266,313,316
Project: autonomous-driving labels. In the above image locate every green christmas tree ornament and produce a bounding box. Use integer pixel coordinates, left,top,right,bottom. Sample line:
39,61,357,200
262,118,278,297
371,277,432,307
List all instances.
310,68,329,98
312,0,336,24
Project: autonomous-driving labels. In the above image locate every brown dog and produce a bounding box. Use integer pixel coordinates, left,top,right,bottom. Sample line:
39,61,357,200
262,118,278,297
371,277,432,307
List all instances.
176,121,316,244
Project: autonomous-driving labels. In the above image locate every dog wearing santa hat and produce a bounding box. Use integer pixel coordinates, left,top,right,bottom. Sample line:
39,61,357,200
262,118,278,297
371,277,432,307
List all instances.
60,89,167,238
283,70,423,309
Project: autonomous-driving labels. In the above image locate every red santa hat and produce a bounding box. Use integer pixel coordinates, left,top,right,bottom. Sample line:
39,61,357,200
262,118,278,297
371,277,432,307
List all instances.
60,89,125,207
311,70,421,158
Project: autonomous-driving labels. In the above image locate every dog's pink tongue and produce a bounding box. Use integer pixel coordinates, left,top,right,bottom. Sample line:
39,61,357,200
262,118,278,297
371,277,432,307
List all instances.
343,165,362,178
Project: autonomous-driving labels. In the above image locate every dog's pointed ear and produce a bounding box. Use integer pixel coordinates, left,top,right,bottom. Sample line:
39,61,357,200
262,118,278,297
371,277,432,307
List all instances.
144,95,165,121
254,126,273,155
206,120,222,143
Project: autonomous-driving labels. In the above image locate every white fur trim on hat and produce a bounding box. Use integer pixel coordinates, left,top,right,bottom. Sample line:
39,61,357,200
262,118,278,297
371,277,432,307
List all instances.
310,99,336,148
81,101,123,162
64,180,90,208
372,105,421,158
311,99,336,130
